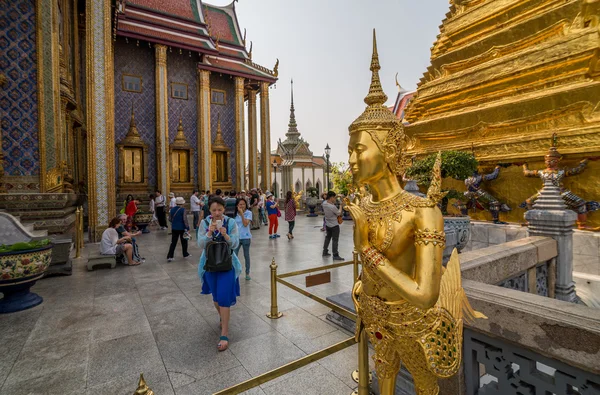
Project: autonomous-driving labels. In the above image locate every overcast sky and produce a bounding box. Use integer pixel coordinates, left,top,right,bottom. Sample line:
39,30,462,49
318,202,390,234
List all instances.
212,0,450,164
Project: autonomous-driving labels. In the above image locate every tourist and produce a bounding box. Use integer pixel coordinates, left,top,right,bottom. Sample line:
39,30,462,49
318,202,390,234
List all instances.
125,196,139,223
215,189,223,197
149,194,157,226
249,190,261,230
198,196,242,352
100,217,140,266
121,194,134,214
322,191,344,260
259,189,268,225
169,192,177,208
320,193,327,232
225,190,237,217
190,190,201,230
117,214,145,263
167,197,191,262
234,198,252,280
266,192,280,239
285,191,297,240
155,190,168,229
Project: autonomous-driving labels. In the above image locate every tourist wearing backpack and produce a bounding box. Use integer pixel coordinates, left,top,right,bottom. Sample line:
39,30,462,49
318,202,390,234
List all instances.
197,196,241,352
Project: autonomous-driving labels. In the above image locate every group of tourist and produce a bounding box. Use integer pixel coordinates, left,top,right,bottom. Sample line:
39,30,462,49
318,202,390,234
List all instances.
100,185,346,353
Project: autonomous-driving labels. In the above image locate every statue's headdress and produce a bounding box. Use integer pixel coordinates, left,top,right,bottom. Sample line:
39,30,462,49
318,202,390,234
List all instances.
545,133,562,161
349,29,405,175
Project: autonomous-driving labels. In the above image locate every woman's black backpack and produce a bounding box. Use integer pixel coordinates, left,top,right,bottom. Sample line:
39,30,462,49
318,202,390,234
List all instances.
204,218,232,272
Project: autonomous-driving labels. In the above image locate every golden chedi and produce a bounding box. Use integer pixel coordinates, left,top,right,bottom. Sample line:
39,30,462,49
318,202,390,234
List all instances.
403,0,600,227
345,30,486,395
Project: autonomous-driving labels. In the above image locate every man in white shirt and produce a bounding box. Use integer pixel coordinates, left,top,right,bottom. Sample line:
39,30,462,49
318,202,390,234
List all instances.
169,192,177,208
322,191,344,261
190,190,201,230
100,217,140,265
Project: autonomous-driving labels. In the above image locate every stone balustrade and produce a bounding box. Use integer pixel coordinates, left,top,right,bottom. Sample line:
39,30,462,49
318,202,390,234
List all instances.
438,280,600,394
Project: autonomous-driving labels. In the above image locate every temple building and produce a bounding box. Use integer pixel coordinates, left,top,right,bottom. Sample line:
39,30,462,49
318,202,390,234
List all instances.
0,0,277,239
257,81,326,197
403,0,600,227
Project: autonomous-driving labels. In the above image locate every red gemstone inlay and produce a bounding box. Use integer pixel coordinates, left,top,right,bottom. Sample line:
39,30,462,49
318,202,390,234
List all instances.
375,332,383,340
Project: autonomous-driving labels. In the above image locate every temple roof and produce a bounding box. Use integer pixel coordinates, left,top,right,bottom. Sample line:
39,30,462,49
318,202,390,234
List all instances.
115,0,277,83
391,90,416,122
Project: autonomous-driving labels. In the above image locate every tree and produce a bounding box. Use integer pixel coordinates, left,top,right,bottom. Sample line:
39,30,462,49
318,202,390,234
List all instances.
331,162,353,196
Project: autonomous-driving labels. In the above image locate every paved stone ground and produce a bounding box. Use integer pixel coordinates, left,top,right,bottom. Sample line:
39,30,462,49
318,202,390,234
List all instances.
0,215,372,395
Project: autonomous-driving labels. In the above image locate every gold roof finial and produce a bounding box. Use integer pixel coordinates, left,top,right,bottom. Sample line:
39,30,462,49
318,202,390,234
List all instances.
213,114,229,150
273,58,279,77
134,373,154,395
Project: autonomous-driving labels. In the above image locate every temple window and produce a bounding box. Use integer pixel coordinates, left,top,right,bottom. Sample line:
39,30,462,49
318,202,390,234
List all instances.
171,82,188,100
171,149,190,183
214,152,228,182
123,147,143,183
211,89,226,105
122,74,142,93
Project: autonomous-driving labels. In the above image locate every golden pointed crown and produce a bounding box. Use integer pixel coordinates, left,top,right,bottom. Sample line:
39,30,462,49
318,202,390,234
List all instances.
349,29,400,134
545,133,562,160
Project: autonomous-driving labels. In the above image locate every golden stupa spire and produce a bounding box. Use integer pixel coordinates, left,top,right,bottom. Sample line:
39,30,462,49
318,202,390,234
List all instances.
213,114,228,150
127,101,140,137
174,117,186,143
364,29,388,106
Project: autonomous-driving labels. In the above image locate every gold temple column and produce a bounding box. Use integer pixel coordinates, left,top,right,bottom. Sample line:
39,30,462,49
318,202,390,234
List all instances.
198,69,211,190
247,89,258,189
234,76,246,191
260,82,271,191
85,0,115,240
155,44,169,195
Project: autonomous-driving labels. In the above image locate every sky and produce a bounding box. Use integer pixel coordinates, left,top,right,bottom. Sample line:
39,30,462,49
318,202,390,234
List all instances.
211,0,451,164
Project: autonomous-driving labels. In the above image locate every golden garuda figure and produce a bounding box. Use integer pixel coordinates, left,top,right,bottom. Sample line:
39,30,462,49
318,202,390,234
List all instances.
345,30,486,395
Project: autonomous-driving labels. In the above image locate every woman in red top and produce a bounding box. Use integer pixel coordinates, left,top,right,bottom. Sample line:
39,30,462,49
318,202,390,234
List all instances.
285,191,297,240
125,197,139,230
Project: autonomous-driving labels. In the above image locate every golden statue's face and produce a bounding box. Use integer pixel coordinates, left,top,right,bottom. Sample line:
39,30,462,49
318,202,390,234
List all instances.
348,131,387,185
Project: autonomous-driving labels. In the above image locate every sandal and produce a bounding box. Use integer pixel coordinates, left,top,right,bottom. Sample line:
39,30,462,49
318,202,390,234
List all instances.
217,335,229,351
125,260,142,266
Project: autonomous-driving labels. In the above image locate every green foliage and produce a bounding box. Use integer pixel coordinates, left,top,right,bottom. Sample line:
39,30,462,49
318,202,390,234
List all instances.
0,239,51,254
331,162,353,196
306,187,319,197
405,151,478,188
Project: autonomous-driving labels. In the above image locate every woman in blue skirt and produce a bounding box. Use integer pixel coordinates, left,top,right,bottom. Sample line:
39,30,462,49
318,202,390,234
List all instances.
197,196,241,351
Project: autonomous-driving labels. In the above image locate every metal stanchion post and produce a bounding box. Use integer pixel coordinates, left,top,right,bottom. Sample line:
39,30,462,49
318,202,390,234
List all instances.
266,258,283,319
352,249,359,283
79,206,84,251
75,206,81,258
352,326,371,395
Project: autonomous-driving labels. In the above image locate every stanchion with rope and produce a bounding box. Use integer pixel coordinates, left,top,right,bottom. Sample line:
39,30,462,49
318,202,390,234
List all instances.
266,258,283,319
78,206,84,252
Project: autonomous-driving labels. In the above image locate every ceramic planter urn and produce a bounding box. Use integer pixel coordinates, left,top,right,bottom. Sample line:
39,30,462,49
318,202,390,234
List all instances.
0,244,53,313
306,197,319,217
134,211,153,233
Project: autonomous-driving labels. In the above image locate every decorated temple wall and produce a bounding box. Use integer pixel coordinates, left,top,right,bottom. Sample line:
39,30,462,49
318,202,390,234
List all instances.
167,53,198,185
0,0,39,180
113,38,156,189
210,74,236,187
440,157,600,227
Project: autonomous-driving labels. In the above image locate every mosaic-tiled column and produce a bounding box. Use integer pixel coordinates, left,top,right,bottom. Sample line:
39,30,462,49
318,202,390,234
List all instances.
86,0,116,240
260,82,271,191
234,77,246,190
247,89,258,189
155,44,169,195
198,69,211,190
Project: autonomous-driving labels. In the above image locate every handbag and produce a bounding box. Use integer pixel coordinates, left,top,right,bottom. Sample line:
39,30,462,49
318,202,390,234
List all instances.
182,230,191,240
204,218,232,272
276,206,281,217
337,215,343,225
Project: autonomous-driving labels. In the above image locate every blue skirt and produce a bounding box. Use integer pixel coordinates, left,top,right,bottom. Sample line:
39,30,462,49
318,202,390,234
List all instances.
201,268,241,307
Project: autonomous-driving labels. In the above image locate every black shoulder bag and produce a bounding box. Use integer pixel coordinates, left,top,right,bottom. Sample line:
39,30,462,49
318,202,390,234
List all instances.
204,218,233,272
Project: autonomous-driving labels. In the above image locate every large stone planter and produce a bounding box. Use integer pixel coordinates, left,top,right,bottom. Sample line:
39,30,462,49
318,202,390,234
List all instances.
134,211,153,233
306,197,319,217
444,216,471,253
0,244,53,313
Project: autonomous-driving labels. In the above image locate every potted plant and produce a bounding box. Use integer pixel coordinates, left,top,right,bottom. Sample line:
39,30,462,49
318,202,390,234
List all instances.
405,151,478,252
305,187,319,217
0,239,53,313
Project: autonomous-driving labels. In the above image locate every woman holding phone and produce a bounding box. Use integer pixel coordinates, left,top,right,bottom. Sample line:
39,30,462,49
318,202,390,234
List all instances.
197,196,241,352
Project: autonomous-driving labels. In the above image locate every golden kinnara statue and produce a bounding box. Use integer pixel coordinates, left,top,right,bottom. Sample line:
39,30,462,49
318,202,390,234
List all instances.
345,30,486,395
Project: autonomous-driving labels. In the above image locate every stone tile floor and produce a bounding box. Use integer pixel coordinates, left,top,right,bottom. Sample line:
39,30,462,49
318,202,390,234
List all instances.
0,215,371,395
